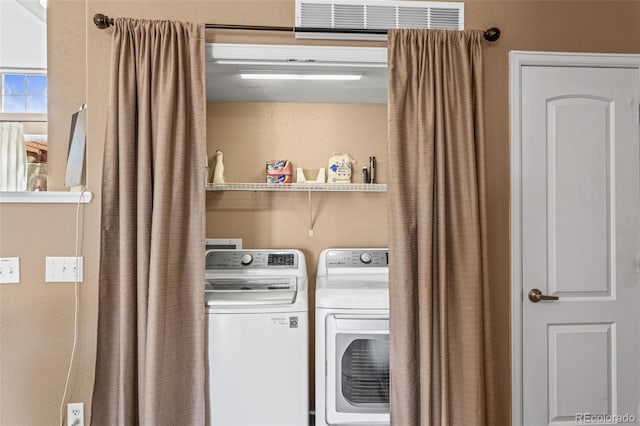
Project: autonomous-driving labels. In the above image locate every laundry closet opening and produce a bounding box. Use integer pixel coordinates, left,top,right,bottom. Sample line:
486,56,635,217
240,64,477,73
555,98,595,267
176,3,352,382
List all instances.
204,42,391,415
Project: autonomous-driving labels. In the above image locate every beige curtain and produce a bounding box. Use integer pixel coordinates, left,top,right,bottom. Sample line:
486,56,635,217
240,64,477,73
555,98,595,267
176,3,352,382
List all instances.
387,29,496,426
0,123,26,191
91,18,206,425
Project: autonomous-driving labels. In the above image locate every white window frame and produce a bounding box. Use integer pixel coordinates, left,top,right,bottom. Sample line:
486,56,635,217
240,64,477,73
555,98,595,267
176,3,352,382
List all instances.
0,67,47,118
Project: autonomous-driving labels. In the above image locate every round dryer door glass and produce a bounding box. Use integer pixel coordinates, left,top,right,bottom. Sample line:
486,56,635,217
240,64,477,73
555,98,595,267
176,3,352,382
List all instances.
338,335,390,411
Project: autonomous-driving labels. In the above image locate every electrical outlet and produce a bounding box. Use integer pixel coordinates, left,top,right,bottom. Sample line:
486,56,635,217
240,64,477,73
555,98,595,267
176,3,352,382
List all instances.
46,257,83,283
67,402,84,426
0,257,20,284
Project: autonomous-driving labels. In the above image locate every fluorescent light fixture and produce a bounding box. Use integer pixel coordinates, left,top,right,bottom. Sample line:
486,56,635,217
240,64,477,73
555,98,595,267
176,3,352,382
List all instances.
216,59,386,68
239,73,362,81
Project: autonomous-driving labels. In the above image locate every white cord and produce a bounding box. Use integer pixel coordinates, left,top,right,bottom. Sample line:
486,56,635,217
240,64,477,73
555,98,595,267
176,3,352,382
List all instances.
59,189,86,426
60,1,90,423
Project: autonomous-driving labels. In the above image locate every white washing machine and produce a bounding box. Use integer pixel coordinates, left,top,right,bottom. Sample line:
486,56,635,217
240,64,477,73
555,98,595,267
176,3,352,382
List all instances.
205,249,308,426
315,248,390,426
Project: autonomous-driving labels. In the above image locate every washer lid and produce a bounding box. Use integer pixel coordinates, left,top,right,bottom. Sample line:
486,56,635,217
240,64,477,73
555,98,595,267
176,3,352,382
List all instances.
205,277,297,306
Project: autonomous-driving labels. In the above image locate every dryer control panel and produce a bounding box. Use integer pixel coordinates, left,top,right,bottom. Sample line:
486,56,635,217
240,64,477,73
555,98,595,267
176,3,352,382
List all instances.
325,249,388,268
206,250,299,269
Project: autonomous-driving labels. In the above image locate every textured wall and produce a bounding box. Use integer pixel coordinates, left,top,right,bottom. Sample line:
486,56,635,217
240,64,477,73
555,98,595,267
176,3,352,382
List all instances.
206,102,389,404
2,0,640,424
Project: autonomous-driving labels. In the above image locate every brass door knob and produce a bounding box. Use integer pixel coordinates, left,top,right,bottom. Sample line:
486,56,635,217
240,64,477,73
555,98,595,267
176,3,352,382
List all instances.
528,288,559,303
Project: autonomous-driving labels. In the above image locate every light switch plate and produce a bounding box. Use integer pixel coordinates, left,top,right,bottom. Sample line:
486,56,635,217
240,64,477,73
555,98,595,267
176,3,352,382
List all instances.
0,257,20,284
46,257,83,283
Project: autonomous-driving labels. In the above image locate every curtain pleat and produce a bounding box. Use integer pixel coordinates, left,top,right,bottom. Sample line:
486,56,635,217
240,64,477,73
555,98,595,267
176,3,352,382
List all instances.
387,29,497,426
91,18,206,426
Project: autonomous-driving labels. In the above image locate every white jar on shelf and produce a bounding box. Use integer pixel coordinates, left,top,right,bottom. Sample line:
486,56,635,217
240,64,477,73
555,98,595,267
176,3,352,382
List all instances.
327,153,353,184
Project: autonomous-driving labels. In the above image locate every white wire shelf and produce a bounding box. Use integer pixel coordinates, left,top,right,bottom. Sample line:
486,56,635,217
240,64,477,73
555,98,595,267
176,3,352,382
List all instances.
206,183,387,192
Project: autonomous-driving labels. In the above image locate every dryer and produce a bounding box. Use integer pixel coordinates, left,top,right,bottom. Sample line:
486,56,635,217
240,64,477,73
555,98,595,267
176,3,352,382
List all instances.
315,248,390,426
206,249,308,426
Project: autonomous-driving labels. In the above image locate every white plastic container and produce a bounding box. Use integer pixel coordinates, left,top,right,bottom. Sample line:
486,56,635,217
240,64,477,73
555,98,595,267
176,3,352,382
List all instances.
327,153,354,184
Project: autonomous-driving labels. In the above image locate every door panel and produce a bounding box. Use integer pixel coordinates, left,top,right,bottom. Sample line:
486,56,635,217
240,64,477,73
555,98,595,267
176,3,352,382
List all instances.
519,64,640,425
548,323,614,422
547,97,612,296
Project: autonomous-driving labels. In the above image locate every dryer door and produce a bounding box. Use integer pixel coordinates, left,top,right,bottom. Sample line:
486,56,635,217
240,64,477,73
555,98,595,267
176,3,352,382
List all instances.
325,314,390,425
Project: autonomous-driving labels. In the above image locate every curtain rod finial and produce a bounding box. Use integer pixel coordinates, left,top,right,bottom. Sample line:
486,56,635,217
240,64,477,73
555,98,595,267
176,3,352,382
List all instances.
94,13,113,29
484,27,500,42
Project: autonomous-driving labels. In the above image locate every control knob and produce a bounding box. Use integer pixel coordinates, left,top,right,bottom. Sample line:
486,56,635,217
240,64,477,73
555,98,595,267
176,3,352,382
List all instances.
359,252,372,264
240,254,253,266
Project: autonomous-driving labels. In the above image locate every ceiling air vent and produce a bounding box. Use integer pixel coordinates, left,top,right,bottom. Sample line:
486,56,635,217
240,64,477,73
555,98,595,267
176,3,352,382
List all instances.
296,0,464,40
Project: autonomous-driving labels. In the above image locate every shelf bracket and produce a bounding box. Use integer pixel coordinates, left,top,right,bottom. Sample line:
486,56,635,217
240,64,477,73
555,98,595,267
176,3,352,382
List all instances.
308,190,314,237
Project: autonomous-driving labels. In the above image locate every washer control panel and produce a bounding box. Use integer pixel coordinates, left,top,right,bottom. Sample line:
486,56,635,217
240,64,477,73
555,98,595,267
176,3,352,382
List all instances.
206,250,298,269
325,249,388,268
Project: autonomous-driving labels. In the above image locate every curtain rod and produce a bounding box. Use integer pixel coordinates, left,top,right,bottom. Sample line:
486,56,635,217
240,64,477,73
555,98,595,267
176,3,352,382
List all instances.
92,13,501,42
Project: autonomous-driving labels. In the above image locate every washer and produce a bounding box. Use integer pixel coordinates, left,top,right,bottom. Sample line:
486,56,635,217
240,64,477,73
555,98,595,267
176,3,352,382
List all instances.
205,249,308,426
315,248,390,426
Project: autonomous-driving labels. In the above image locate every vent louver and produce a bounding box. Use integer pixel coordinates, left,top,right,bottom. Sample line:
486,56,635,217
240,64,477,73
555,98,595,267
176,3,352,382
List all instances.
296,0,464,40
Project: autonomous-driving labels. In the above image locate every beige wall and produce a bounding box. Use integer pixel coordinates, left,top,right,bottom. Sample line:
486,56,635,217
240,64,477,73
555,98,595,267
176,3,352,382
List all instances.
2,0,640,424
207,102,388,403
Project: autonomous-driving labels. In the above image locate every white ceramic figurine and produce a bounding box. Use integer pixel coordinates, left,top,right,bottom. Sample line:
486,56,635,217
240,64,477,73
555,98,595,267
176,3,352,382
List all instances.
213,149,225,184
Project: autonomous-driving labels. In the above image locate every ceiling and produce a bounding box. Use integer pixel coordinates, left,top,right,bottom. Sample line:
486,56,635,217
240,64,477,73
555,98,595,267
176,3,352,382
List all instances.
206,43,388,104
15,0,46,23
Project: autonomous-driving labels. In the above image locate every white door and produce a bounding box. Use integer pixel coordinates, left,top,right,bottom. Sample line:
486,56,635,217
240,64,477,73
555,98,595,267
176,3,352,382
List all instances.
512,52,640,426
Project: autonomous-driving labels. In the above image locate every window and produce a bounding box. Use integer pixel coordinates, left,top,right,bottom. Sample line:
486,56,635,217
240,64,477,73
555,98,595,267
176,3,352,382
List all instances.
0,0,49,195
1,72,47,113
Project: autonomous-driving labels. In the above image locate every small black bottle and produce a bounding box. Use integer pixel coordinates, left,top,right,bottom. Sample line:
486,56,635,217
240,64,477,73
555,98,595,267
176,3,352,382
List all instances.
362,167,369,184
368,156,376,184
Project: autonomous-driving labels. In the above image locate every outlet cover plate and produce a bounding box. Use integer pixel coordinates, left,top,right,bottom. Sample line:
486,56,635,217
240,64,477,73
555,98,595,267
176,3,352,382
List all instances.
0,257,20,284
67,402,84,426
46,257,83,283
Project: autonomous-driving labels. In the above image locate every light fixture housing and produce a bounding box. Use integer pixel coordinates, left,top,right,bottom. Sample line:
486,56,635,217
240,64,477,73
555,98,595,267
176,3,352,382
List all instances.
239,73,362,81
216,59,386,68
